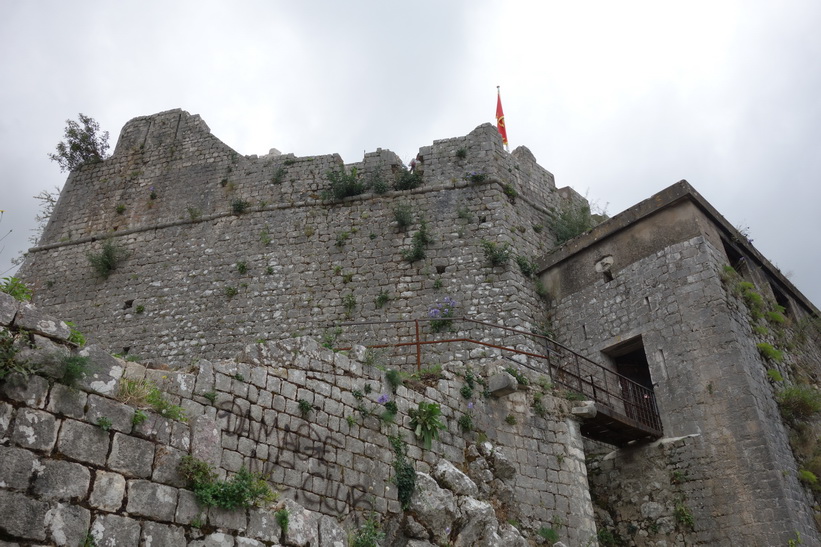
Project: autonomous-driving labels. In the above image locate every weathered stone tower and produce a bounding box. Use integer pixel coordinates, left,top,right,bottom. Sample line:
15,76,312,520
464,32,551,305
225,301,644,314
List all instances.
539,183,821,544
4,109,820,546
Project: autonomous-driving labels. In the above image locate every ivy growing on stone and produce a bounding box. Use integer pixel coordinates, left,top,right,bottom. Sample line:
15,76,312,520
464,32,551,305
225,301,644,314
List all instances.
389,434,416,510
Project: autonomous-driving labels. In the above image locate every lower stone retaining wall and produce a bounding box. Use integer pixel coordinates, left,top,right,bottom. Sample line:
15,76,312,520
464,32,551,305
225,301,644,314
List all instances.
0,293,597,546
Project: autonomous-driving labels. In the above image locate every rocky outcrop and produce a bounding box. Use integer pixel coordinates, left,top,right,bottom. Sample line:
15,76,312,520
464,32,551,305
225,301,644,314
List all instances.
393,444,529,547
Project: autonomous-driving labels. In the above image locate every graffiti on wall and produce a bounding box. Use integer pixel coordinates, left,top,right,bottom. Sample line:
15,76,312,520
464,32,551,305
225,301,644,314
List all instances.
217,399,374,516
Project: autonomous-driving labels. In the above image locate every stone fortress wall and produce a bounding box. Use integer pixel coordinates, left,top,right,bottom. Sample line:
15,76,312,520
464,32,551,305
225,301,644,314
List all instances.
0,291,595,546
20,109,584,367
9,109,821,546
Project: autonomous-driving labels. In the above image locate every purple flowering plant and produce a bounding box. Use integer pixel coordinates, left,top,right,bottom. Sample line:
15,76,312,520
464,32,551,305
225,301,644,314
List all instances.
379,394,398,422
428,296,457,333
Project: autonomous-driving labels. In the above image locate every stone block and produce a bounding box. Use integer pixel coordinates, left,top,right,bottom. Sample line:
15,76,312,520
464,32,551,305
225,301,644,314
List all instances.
170,420,190,451
33,458,91,501
209,505,248,531
13,303,71,340
282,498,322,547
126,480,178,521
236,537,264,547
488,372,518,398
132,411,172,443
319,514,347,546
108,433,155,478
190,415,221,468
0,291,18,325
189,533,236,546
0,489,49,540
193,360,215,395
47,383,87,418
15,338,70,380
139,521,186,546
152,445,187,487
181,397,206,420
11,408,59,452
175,489,206,526
44,502,90,547
89,470,126,512
85,394,134,432
409,473,458,545
215,373,232,392
0,444,37,490
172,371,196,397
122,361,146,380
1,373,49,408
75,345,124,396
238,436,257,457
497,522,528,547
257,389,272,409
232,378,250,399
57,418,110,466
222,449,244,472
433,459,479,497
491,447,517,480
90,514,141,547
0,400,13,440
570,400,597,419
454,496,498,546
250,366,267,388
247,508,283,542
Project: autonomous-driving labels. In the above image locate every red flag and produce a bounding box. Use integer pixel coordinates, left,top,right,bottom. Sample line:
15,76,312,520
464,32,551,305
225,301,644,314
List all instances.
496,87,508,147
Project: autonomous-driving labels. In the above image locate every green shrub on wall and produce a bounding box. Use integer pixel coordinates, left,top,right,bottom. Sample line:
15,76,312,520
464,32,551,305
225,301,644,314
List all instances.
87,240,129,279
778,384,821,423
481,240,511,267
324,167,367,201
409,401,446,450
548,201,596,245
394,169,423,191
0,329,38,381
0,277,32,301
178,455,277,510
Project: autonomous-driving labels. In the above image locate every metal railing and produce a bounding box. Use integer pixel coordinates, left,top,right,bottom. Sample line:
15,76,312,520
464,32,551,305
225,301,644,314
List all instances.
331,317,663,435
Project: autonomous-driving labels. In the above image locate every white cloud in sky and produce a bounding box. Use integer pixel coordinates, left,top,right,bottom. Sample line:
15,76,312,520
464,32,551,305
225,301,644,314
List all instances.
1,0,819,305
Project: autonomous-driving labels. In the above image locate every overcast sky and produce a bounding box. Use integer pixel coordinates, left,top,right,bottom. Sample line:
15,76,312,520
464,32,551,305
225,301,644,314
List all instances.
1,1,820,306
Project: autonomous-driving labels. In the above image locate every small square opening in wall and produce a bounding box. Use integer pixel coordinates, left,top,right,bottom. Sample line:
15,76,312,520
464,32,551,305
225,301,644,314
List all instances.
721,238,749,277
769,282,792,317
123,299,134,309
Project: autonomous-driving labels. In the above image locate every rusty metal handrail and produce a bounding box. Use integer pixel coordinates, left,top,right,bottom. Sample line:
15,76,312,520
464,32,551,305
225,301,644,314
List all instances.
333,316,663,434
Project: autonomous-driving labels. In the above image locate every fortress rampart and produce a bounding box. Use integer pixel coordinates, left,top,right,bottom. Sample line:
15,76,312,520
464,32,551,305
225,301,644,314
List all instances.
20,109,583,366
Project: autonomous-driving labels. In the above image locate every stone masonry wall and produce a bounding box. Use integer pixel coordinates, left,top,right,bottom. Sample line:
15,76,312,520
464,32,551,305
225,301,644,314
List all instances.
1,292,597,546
19,109,582,368
548,235,819,545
